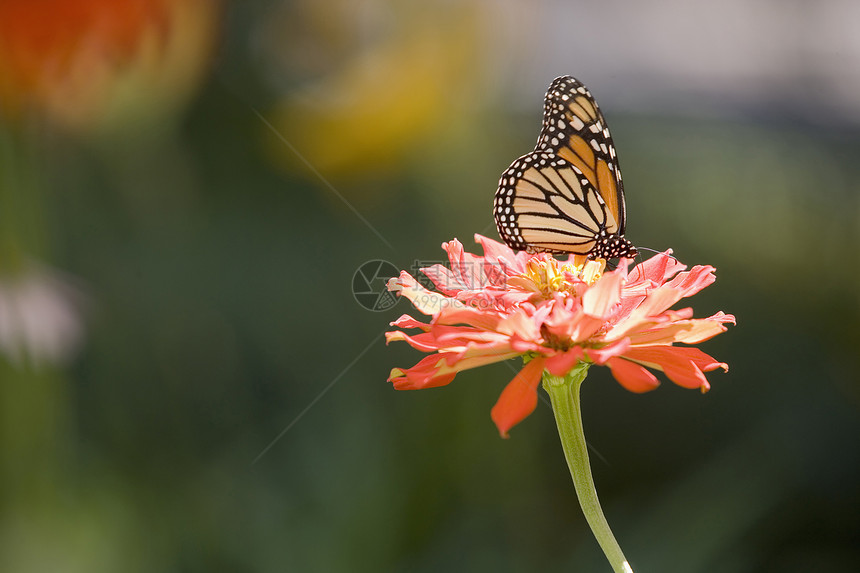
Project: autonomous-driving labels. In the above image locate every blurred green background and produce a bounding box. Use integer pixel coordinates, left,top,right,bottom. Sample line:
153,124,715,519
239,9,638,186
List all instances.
0,1,858,571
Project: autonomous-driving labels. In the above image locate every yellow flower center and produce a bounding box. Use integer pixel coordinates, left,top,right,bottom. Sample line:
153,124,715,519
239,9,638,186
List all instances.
511,254,606,298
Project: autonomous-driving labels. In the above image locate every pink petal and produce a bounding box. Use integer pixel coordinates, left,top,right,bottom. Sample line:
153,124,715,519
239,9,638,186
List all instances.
421,264,469,295
433,326,509,346
435,306,503,331
490,357,546,438
388,272,466,315
628,251,686,286
445,347,523,370
388,355,458,390
474,233,518,265
443,239,495,290
495,309,542,341
636,286,685,317
584,338,630,364
474,234,526,279
582,267,623,318
626,322,697,345
666,265,716,298
544,347,586,375
706,311,736,327
651,345,729,373
568,313,610,342
607,357,661,393
390,314,431,331
663,357,709,390
388,324,509,352
604,287,685,341
441,239,477,288
510,338,545,353
441,238,466,267
668,316,733,344
384,330,443,352
623,346,726,390
543,299,605,343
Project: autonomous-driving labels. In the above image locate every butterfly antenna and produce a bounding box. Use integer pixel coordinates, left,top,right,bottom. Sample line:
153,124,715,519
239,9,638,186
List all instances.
635,246,682,264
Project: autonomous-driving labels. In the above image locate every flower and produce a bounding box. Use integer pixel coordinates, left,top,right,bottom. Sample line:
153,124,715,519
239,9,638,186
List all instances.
0,0,219,135
386,235,734,437
0,263,86,368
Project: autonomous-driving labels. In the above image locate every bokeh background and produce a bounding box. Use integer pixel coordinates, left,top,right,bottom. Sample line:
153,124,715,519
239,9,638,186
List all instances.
1,1,858,571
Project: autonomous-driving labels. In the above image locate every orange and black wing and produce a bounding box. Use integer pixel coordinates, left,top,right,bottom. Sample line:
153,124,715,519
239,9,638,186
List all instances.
535,76,627,234
494,151,616,255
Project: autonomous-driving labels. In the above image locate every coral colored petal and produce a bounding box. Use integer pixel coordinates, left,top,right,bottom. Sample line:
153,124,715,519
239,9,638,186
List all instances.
506,275,541,293
384,331,402,345
667,265,716,297
663,358,709,390
668,319,731,344
628,251,686,286
582,267,623,317
389,343,522,392
607,357,661,393
441,238,466,266
433,328,509,348
542,300,602,342
604,288,686,341
544,347,586,376
490,357,546,438
443,239,495,290
641,345,729,373
570,313,610,342
509,338,545,353
445,337,519,360
388,327,507,353
495,309,541,340
623,346,723,390
474,233,517,264
435,306,502,331
637,286,685,317
388,355,458,390
683,348,729,372
388,272,466,315
448,351,523,372
421,264,469,295
390,314,431,331
384,330,440,351
584,339,630,365
626,323,695,345
709,311,736,324
443,239,490,289
474,234,528,278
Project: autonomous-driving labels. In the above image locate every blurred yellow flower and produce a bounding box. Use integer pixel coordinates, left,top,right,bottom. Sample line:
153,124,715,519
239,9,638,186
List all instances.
263,1,486,178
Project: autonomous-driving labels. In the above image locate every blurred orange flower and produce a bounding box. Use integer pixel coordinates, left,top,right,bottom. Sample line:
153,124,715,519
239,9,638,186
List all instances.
0,0,219,135
386,235,734,437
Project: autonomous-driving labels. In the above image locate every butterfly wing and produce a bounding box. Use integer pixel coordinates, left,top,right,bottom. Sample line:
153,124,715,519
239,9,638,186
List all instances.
494,151,617,255
535,76,626,234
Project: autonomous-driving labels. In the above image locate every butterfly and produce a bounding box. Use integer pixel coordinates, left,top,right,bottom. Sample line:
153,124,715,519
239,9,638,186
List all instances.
494,76,637,259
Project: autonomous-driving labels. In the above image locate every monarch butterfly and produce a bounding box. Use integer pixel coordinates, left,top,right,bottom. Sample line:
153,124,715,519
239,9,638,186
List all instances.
494,76,637,259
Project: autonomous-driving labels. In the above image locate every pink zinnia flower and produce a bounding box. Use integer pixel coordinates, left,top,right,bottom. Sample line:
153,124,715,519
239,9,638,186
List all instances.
386,234,734,437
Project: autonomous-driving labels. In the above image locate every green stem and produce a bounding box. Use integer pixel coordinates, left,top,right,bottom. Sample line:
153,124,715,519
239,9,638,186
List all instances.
543,363,633,573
